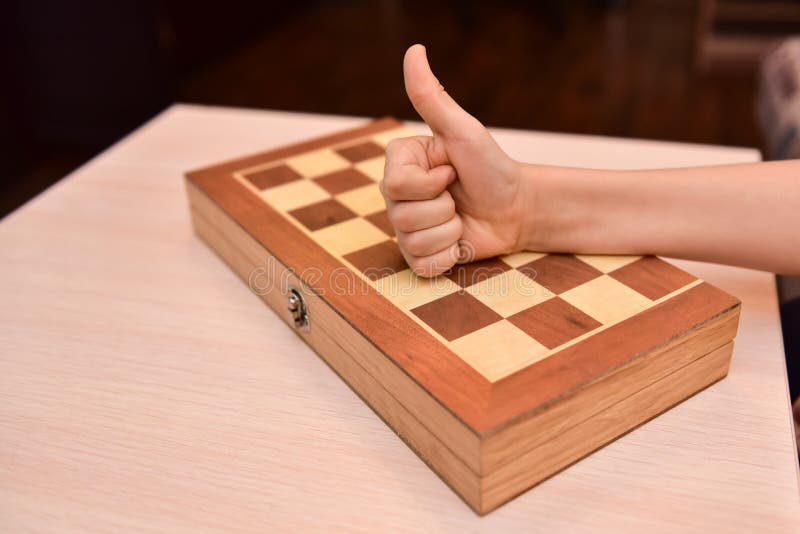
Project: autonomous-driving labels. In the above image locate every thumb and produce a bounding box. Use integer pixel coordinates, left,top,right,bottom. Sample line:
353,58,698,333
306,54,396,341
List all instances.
403,44,479,138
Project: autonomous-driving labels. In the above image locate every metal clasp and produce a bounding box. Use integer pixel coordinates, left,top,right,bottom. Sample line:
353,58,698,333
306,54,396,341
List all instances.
287,286,309,330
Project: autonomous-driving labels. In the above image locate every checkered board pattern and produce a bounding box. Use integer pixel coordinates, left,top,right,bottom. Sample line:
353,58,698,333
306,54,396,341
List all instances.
232,126,703,382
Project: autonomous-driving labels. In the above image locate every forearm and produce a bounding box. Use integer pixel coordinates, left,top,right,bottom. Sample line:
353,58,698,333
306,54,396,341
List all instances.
520,160,800,274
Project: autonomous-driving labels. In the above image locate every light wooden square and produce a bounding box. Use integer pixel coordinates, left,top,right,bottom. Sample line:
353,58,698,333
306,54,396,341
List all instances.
560,274,652,325
373,269,460,310
311,218,388,256
450,320,550,382
261,180,330,212
371,127,419,147
335,183,385,215
466,269,554,318
285,149,352,178
499,251,547,268
575,254,642,273
354,156,386,181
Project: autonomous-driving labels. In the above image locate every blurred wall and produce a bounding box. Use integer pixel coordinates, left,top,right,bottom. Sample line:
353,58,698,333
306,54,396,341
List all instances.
0,0,761,217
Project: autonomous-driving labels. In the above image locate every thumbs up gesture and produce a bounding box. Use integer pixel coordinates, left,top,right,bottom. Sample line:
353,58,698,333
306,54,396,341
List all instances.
381,45,530,277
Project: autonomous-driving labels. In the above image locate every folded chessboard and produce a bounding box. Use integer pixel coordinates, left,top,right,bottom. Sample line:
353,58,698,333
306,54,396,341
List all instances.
185,118,741,514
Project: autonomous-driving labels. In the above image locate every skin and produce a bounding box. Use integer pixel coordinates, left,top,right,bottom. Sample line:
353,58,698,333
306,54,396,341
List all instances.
381,44,800,277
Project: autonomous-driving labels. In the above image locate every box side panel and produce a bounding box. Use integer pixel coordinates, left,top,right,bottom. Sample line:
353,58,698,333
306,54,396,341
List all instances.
479,341,734,514
483,304,740,472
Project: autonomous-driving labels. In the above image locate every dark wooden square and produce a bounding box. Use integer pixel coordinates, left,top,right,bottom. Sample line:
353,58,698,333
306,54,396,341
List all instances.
344,240,408,280
508,297,602,349
519,254,603,294
364,209,395,237
609,256,697,300
411,291,503,341
289,199,356,231
313,168,373,195
336,141,385,162
244,164,302,190
444,258,512,288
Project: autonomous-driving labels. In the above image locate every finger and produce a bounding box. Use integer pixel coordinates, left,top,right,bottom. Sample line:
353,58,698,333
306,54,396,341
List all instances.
383,135,432,169
381,163,455,201
387,190,456,233
404,242,461,278
403,44,480,138
396,214,463,258
384,132,449,173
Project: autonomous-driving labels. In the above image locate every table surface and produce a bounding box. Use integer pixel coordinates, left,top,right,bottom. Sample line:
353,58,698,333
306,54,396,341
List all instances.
1,104,798,533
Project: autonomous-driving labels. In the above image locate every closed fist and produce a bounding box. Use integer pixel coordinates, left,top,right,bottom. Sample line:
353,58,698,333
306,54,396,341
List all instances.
381,44,529,277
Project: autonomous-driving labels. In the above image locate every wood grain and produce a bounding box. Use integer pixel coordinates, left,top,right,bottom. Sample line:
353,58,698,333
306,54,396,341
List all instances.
313,167,374,194
518,253,603,293
335,141,386,163
482,303,741,473
609,255,699,299
507,296,603,349
363,210,394,236
343,240,407,281
242,163,302,189
481,340,735,513
288,198,357,231
410,291,504,342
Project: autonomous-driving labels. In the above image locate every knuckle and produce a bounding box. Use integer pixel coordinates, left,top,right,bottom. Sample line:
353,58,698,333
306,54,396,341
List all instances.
388,205,413,232
432,256,455,276
385,137,407,150
440,191,456,214
433,169,455,195
381,175,404,199
385,137,418,162
399,235,420,256
400,232,427,256
409,257,431,277
451,214,464,235
422,181,441,199
384,138,405,153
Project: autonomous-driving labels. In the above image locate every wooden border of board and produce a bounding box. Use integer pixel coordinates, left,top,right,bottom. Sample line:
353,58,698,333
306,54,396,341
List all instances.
185,118,741,513
186,180,737,513
186,118,740,436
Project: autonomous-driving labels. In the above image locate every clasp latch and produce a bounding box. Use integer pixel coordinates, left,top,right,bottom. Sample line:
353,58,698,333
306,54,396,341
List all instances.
287,286,309,330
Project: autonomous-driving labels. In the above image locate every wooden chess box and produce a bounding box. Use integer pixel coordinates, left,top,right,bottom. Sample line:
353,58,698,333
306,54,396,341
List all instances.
185,118,741,514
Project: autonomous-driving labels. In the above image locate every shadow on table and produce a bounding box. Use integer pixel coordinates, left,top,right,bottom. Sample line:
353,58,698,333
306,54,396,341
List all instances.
777,276,800,461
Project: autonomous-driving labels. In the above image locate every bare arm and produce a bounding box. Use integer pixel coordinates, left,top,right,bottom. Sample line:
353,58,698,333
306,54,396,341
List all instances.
520,161,800,274
381,44,800,276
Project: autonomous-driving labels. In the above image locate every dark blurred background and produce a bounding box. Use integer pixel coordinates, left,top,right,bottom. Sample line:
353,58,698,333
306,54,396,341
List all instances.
2,0,800,449
5,0,796,218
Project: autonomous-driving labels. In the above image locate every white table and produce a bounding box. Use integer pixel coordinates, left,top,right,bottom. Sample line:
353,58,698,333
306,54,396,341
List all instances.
1,104,798,532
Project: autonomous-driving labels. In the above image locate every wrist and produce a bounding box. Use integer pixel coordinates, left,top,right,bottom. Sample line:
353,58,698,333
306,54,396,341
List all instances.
514,163,553,252
514,163,623,254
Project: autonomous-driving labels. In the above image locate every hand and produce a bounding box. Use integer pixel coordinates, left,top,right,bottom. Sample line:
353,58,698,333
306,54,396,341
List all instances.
381,44,529,277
